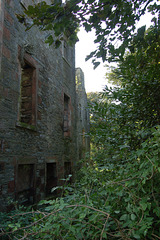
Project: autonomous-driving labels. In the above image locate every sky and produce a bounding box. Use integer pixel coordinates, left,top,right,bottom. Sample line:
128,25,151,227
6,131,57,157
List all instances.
75,29,107,93
75,13,154,93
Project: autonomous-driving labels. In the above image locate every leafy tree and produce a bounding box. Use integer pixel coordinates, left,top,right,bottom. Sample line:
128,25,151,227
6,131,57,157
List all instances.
19,0,160,66
90,24,160,158
87,92,101,104
106,23,160,128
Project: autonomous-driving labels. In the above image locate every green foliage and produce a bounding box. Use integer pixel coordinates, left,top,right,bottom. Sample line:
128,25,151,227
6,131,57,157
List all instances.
18,0,160,66
87,91,103,106
1,127,160,239
1,18,160,240
106,24,160,129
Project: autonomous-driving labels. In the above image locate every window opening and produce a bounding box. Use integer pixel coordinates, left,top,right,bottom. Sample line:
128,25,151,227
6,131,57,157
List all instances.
62,40,69,61
46,163,57,196
63,94,70,134
17,164,34,205
79,104,82,120
19,63,36,125
20,64,34,124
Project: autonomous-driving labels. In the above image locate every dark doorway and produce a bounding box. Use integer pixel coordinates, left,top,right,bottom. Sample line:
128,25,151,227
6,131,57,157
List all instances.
46,163,57,196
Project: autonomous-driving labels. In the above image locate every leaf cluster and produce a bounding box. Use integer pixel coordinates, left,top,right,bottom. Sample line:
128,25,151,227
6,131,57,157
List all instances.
18,0,160,66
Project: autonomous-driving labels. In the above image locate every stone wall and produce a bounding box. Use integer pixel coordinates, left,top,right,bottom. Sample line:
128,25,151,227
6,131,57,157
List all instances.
76,68,90,159
0,0,87,210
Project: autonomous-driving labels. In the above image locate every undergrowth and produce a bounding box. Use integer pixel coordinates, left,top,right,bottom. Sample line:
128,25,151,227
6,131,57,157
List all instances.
0,127,160,239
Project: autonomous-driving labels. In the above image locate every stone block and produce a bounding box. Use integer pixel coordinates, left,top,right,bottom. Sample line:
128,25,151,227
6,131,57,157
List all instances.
8,180,14,193
0,29,2,40
0,162,5,171
2,45,11,59
4,10,13,25
6,0,14,8
37,110,41,120
3,25,11,40
38,96,42,104
0,185,2,195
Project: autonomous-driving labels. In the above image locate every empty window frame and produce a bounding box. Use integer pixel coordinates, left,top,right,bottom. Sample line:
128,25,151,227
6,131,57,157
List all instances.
46,163,57,196
16,164,35,205
79,104,82,120
62,40,69,62
63,94,70,136
19,57,37,126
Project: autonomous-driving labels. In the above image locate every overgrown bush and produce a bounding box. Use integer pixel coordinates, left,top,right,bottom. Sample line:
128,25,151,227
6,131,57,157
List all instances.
0,126,160,239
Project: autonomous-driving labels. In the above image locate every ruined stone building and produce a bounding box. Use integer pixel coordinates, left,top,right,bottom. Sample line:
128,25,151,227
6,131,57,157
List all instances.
76,68,90,159
0,0,89,211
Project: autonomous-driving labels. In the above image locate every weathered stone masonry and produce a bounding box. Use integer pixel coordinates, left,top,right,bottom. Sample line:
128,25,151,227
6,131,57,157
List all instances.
0,0,89,210
76,68,90,159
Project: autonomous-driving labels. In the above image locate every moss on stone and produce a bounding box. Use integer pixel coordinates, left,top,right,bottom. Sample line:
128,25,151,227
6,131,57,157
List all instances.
17,121,36,131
